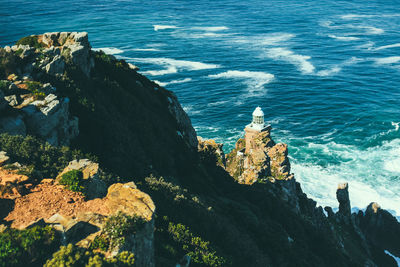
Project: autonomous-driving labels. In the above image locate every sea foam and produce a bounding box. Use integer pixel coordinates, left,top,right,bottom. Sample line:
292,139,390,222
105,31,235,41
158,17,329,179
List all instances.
153,25,178,31
374,43,400,51
266,47,315,74
208,70,274,93
375,56,400,65
328,34,360,41
132,57,220,76
93,47,124,55
291,137,400,220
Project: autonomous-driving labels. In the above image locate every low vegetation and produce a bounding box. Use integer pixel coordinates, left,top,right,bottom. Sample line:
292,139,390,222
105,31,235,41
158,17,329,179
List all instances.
15,36,45,49
0,225,59,267
44,244,135,267
59,169,86,194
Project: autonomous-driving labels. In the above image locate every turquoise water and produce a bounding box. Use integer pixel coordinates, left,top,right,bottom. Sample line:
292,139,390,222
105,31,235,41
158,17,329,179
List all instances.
1,0,400,216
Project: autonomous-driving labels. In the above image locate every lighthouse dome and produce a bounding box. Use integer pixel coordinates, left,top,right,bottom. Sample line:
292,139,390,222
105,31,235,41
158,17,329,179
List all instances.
252,106,264,117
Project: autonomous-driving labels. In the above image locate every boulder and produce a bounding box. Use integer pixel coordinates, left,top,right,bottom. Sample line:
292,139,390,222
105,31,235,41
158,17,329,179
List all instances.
336,183,351,218
105,182,155,221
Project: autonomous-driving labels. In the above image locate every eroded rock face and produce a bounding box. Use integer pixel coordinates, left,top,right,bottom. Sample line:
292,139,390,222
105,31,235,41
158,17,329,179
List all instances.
197,137,226,168
22,94,78,146
167,94,198,150
39,32,93,76
226,128,291,184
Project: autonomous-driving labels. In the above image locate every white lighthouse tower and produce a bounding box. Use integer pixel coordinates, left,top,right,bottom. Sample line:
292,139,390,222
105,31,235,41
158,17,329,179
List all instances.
244,106,270,153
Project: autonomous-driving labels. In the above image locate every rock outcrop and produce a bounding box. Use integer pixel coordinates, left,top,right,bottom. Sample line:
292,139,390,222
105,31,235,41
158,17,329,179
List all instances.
336,182,351,218
197,137,226,168
226,126,292,184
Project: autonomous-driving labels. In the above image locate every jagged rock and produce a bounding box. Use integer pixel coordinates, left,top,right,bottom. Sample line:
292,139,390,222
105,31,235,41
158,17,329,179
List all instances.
167,93,198,149
22,94,78,146
360,202,400,258
268,143,290,179
197,137,226,167
0,151,9,166
226,128,292,184
336,183,351,218
45,55,65,75
0,115,26,136
57,159,107,199
105,182,155,266
4,95,20,107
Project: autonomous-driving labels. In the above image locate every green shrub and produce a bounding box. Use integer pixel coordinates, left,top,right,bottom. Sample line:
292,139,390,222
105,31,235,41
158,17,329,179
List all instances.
0,226,59,267
167,222,227,267
103,212,146,249
45,244,135,267
0,80,9,92
15,36,45,49
90,235,109,251
59,169,85,193
0,134,92,179
0,48,20,79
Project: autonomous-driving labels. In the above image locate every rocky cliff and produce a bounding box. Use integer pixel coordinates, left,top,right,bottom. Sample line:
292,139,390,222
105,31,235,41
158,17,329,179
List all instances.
1,32,400,267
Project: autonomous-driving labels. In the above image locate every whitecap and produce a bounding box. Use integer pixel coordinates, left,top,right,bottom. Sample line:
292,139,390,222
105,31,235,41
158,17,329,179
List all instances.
153,25,178,31
316,67,342,77
131,57,220,76
158,78,193,86
374,56,400,65
208,70,274,93
191,26,229,31
130,48,160,52
328,34,360,41
207,100,229,107
374,43,400,51
340,14,400,20
93,47,123,55
265,47,315,74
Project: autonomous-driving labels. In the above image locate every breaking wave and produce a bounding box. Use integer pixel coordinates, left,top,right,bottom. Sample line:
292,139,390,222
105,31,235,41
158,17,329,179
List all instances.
208,70,274,94
93,47,124,55
153,25,178,31
265,47,315,74
131,57,220,76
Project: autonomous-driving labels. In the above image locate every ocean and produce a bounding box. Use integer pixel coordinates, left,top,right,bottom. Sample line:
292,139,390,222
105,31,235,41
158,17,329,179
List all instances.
1,0,399,218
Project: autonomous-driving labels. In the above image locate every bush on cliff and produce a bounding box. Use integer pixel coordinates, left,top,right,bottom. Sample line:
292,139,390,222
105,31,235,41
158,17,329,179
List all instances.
59,169,86,194
0,134,93,179
44,243,135,267
0,225,59,267
15,36,45,49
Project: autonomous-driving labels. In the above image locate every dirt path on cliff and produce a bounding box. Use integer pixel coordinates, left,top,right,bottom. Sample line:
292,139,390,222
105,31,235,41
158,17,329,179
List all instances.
4,182,110,229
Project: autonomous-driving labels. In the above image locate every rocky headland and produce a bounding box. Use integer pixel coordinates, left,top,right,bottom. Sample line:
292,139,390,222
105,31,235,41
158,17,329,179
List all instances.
0,32,400,266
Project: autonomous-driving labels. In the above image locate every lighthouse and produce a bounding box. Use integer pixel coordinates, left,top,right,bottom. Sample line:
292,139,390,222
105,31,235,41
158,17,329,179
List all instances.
244,106,271,153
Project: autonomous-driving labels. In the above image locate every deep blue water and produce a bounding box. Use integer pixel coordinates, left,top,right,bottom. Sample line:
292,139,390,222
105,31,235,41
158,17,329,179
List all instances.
1,0,400,216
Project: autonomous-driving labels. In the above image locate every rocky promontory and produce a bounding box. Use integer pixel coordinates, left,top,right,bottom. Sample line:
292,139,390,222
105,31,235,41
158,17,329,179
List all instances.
1,32,400,267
